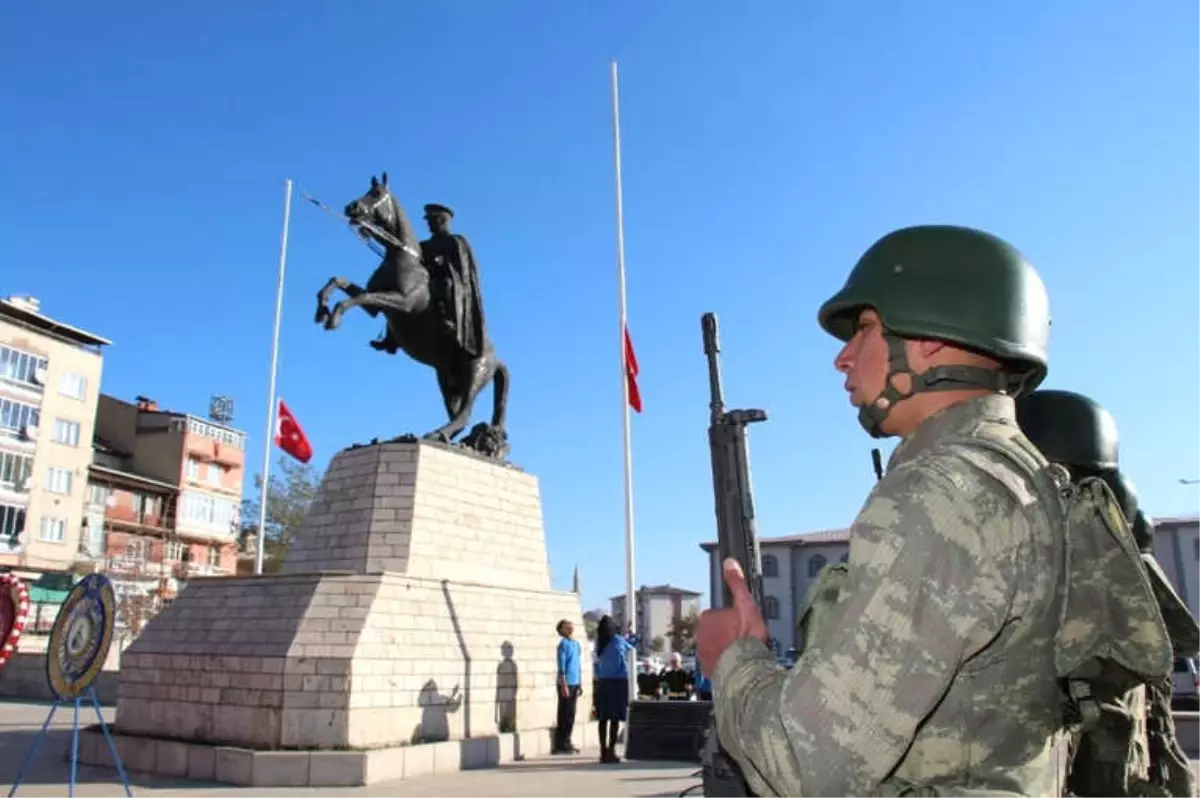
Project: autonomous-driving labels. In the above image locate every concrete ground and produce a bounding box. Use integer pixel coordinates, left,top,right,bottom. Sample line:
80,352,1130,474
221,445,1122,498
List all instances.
0,700,700,797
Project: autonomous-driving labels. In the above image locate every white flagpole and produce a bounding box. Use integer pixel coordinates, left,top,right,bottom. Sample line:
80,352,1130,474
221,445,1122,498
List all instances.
610,60,638,702
254,178,293,576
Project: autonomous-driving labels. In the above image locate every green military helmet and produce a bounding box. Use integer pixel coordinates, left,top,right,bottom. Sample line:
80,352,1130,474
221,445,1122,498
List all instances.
1131,509,1154,553
1016,389,1120,473
1103,471,1139,524
818,225,1051,396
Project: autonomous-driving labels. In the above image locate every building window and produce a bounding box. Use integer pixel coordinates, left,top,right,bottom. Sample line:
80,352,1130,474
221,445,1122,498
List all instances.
124,538,147,562
59,372,87,400
45,467,72,495
51,418,81,447
763,595,780,620
87,483,111,507
132,493,161,520
0,503,26,548
0,451,33,491
166,540,186,561
39,516,66,543
807,554,828,579
839,553,849,564
187,418,246,450
0,345,48,388
208,546,221,568
761,554,779,578
0,397,40,436
206,463,223,487
83,512,105,556
180,491,239,533
186,458,200,480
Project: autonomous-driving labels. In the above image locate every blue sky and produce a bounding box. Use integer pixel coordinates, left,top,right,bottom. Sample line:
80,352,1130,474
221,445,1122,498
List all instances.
2,2,1196,613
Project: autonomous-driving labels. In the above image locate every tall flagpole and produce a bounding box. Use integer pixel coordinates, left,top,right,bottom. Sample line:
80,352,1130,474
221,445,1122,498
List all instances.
611,60,638,701
254,178,293,576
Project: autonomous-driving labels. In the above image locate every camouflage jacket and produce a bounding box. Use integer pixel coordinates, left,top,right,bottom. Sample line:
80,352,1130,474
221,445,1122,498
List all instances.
711,394,1069,796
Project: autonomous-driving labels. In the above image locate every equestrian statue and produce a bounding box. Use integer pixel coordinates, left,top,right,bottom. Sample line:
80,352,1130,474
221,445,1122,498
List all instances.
313,172,511,459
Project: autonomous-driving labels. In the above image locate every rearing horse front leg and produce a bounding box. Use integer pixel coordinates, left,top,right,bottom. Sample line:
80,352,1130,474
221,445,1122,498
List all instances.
314,277,363,326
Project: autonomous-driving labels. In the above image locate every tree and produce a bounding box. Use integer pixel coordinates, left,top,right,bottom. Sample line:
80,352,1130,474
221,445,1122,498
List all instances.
668,610,700,653
239,456,322,573
582,609,603,641
650,635,666,654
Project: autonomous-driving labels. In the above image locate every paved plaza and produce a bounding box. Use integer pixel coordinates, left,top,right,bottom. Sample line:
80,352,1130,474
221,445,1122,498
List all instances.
0,700,699,797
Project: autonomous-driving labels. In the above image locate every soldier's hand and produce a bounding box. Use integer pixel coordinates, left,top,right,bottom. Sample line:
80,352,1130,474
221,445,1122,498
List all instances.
696,559,769,675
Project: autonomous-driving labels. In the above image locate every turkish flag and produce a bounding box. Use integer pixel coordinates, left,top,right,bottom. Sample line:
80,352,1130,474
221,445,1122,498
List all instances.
624,326,642,414
275,399,313,464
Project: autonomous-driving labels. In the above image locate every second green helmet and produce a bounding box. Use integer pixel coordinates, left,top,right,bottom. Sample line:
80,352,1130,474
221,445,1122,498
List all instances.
1016,389,1120,472
818,225,1051,396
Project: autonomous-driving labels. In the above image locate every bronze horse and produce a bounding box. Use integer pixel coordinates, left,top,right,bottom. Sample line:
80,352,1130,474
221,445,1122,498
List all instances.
313,173,509,451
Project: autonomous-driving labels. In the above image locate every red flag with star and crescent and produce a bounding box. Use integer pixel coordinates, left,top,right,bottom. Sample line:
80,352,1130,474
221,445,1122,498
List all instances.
274,399,313,464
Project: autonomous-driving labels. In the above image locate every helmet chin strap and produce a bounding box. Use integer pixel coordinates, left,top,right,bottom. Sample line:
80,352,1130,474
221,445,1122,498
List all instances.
857,331,1012,439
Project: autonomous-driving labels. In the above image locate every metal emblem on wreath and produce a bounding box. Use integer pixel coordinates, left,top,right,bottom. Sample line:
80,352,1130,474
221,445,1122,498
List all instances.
45,573,116,700
0,571,30,671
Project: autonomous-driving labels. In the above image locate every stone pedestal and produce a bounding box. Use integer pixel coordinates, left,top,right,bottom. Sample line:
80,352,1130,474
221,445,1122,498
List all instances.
281,442,551,590
111,440,590,766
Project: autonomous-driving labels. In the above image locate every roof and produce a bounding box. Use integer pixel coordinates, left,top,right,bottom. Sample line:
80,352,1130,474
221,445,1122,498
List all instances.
0,297,111,349
609,584,704,601
698,527,851,552
1154,514,1199,528
89,463,179,493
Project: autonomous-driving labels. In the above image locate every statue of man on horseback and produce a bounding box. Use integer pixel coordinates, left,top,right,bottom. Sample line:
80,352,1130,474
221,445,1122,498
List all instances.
313,172,510,459
371,203,486,360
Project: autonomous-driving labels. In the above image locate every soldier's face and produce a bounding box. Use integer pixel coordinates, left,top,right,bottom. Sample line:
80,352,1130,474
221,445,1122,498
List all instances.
834,309,891,409
425,212,450,235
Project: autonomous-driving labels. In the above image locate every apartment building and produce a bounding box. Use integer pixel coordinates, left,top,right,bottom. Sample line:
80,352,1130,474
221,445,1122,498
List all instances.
1152,514,1199,621
701,529,852,653
610,584,703,656
92,395,245,595
0,296,107,574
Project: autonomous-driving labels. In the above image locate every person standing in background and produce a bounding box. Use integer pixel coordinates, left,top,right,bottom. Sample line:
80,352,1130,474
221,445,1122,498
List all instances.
553,619,582,755
593,614,636,763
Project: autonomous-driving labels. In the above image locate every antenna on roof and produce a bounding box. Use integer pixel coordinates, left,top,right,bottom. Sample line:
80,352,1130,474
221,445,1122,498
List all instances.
209,395,235,425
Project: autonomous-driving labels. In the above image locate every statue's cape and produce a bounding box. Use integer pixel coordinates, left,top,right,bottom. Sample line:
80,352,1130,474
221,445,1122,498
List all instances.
423,233,487,357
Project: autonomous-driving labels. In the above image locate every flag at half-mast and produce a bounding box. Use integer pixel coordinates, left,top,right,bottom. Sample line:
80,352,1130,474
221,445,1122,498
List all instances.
274,399,313,464
624,325,642,413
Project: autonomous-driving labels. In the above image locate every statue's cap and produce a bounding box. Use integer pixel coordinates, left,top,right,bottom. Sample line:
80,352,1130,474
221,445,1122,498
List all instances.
423,203,454,218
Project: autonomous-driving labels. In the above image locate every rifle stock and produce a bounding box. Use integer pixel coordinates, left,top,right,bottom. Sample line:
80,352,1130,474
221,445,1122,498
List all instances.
699,312,767,797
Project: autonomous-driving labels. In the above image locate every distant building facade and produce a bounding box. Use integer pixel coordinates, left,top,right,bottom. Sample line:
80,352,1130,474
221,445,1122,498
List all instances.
610,584,702,656
92,395,245,588
0,295,108,574
700,529,849,653
1152,514,1199,622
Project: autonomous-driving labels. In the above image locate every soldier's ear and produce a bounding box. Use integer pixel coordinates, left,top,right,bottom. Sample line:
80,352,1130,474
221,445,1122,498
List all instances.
381,171,389,187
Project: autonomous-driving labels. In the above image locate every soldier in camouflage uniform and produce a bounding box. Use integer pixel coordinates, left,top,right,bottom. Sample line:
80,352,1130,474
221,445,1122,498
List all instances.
696,225,1070,796
1017,390,1198,797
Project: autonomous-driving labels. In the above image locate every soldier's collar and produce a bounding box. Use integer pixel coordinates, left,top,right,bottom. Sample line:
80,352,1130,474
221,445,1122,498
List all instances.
887,394,1017,471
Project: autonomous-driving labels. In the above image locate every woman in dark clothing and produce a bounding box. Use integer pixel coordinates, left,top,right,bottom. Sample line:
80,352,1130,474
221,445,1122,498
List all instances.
592,614,637,763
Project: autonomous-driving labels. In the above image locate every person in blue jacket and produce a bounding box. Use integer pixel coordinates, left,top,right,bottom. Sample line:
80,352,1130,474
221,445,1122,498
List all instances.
592,614,636,763
553,618,582,754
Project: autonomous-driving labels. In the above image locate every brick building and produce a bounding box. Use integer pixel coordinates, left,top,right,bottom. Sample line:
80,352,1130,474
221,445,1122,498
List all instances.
87,395,245,619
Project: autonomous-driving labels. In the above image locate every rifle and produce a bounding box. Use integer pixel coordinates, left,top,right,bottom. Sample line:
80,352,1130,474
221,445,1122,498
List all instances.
699,312,768,797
